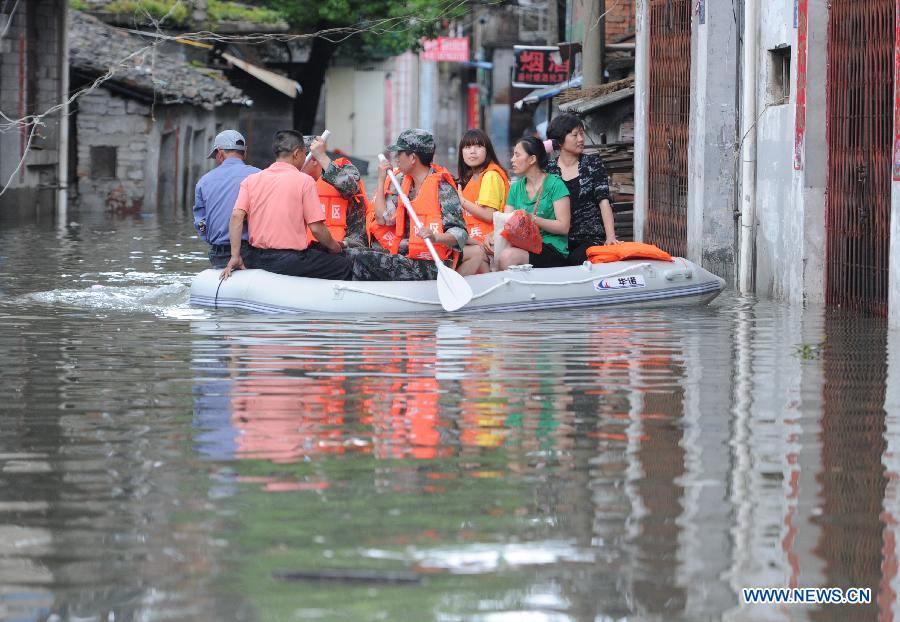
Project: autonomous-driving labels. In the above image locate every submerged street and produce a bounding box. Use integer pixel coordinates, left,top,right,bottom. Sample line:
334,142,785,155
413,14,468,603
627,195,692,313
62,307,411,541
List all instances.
0,212,894,621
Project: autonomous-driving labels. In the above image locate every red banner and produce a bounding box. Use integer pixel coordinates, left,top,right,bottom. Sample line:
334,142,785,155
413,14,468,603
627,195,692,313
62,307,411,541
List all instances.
467,84,479,129
421,37,470,63
793,0,808,171
513,46,570,88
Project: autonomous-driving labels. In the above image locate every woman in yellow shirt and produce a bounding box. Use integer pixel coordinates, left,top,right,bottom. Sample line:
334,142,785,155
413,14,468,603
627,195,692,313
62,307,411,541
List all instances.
455,129,510,276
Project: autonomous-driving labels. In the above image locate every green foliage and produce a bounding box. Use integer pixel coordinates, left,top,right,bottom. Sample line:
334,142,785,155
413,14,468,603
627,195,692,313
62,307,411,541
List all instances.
101,0,191,26
795,340,826,360
264,0,469,58
69,0,90,10
208,0,284,26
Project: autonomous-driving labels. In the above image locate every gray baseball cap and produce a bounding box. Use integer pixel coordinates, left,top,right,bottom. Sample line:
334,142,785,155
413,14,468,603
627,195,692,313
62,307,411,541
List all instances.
387,128,435,156
208,129,247,158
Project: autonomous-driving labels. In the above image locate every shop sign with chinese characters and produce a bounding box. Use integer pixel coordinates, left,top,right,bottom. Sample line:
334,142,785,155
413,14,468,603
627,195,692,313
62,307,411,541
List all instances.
421,37,470,63
513,45,570,87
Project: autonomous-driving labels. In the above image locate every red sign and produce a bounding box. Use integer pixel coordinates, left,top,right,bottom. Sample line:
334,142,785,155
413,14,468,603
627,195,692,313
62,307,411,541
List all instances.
421,37,470,63
513,46,570,88
467,84,479,129
793,0,808,171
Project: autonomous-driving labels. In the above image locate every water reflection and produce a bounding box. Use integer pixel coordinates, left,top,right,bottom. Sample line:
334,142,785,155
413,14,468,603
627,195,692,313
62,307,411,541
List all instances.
182,304,900,621
1,216,898,620
186,315,719,620
813,313,887,622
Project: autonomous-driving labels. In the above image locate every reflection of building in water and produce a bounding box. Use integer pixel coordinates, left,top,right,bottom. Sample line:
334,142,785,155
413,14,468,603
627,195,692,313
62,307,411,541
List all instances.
0,319,229,620
676,316,737,617
559,317,738,619
631,352,688,613
725,305,828,621
811,315,887,622
882,330,900,621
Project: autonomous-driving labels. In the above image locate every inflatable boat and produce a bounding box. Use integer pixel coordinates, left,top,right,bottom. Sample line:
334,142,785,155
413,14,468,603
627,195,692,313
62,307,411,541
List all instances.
189,257,725,314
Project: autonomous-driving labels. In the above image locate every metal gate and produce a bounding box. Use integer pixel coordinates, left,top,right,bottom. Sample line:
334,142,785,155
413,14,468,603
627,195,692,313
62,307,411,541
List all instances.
645,0,692,257
826,0,894,316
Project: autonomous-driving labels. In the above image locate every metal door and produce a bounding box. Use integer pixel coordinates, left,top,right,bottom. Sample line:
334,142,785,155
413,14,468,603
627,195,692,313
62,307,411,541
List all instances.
826,0,894,315
645,0,692,257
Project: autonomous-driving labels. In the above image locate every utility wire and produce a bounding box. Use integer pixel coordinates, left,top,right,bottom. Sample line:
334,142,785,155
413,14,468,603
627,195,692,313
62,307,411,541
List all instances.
0,0,497,196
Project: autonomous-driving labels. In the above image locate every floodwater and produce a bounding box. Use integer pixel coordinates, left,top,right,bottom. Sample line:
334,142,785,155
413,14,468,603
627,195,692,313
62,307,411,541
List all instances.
0,210,896,622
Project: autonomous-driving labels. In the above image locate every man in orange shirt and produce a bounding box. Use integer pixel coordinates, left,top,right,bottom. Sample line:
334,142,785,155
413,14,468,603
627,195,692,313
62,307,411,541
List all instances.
221,130,352,281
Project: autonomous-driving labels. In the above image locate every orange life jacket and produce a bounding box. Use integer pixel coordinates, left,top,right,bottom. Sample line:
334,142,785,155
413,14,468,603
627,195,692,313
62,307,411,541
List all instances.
369,165,458,262
307,158,370,244
586,242,674,263
461,162,510,243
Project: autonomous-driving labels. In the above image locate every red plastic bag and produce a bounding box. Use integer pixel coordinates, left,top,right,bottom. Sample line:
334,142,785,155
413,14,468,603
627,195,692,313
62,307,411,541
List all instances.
500,209,542,254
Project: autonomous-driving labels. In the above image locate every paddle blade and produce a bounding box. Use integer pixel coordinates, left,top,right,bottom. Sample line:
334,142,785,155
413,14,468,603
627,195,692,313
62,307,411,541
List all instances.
436,265,473,311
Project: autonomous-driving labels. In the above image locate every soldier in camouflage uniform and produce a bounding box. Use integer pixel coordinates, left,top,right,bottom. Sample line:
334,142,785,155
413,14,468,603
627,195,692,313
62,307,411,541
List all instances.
349,129,468,281
302,135,368,248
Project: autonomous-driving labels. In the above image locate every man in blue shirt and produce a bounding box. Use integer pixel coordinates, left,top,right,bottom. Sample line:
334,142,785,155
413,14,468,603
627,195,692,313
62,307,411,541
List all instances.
193,130,260,268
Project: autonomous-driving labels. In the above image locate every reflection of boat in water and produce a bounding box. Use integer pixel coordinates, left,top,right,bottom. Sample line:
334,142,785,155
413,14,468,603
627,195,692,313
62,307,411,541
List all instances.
190,258,726,314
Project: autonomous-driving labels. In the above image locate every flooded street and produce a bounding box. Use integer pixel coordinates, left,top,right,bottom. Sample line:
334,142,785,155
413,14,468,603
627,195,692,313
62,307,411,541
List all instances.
0,212,894,621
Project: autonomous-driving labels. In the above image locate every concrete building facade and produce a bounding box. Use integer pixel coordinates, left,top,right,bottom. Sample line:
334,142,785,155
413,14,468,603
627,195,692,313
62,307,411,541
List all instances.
635,0,895,321
0,0,67,219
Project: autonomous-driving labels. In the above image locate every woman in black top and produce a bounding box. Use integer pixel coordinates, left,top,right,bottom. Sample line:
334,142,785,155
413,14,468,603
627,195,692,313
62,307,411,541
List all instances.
546,114,621,265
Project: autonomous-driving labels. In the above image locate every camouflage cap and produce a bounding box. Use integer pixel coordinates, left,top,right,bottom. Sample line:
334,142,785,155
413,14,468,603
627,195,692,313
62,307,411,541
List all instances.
387,128,435,156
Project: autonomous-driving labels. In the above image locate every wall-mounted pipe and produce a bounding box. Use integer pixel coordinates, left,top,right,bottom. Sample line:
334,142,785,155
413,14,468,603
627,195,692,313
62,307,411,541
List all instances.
57,3,69,229
738,0,758,293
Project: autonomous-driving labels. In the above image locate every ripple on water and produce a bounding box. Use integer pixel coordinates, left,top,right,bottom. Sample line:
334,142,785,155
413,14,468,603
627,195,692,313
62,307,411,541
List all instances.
25,282,191,314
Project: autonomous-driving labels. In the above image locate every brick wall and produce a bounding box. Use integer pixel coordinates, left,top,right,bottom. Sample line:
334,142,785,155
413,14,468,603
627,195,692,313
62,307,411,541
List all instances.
0,0,65,206
75,90,240,213
75,90,153,212
605,0,635,41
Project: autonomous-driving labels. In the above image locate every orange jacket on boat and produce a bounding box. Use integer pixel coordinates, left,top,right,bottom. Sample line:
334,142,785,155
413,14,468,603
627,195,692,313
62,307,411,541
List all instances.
308,158,371,244
369,165,457,262
586,242,674,263
461,162,509,243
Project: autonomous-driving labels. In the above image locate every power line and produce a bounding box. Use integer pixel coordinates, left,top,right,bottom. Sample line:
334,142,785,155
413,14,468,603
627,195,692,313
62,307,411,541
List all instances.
0,0,499,196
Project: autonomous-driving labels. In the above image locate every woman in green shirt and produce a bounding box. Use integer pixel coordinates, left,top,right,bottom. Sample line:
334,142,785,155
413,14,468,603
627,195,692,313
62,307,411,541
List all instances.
496,136,571,270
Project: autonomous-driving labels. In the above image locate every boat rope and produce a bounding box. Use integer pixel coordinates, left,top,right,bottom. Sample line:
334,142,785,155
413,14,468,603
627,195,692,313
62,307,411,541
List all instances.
214,276,224,310
332,263,653,306
333,284,444,305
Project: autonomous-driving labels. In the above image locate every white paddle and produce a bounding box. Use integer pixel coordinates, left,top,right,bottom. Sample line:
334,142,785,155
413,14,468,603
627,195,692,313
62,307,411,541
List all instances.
304,129,331,166
378,154,473,312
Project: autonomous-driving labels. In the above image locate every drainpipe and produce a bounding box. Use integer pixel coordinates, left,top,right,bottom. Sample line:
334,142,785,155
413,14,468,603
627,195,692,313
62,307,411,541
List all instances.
57,4,69,230
737,0,758,293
